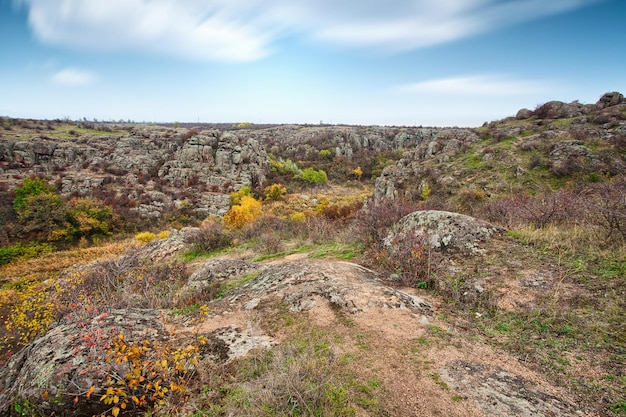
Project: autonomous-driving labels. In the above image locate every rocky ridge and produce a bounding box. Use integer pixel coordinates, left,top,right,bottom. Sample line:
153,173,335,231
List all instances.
374,92,626,201
0,124,475,219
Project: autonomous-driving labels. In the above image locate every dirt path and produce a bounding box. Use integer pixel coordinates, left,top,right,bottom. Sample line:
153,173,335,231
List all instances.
183,251,591,416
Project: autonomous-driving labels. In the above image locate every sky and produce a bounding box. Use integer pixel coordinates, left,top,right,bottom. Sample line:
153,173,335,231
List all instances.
0,0,624,127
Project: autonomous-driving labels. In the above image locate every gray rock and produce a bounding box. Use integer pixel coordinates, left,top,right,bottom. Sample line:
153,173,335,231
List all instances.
596,91,625,109
225,259,433,315
177,259,265,302
373,129,479,201
0,308,249,416
516,108,533,120
442,360,580,417
386,210,505,254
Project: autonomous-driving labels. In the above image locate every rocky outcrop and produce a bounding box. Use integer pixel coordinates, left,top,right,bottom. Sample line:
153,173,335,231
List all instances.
549,139,626,176
247,125,442,163
373,129,479,200
596,91,625,109
180,257,433,316
386,210,504,254
0,128,269,218
177,258,265,302
224,259,433,315
530,92,625,119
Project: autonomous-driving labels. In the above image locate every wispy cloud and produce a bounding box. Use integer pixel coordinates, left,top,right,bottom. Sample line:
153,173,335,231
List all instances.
18,0,600,61
395,75,549,96
20,0,277,62
51,68,96,86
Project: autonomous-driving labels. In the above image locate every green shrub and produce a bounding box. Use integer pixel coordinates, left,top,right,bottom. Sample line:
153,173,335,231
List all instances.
299,168,328,184
16,193,66,241
270,157,302,176
53,197,114,242
0,242,54,266
12,177,57,212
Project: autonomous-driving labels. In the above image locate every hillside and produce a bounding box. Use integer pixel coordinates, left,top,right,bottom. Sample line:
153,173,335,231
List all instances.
0,92,624,417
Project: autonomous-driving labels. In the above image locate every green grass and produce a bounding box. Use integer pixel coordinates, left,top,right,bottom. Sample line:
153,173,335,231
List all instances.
172,304,202,315
52,124,120,138
182,247,231,262
219,272,260,294
310,242,364,260
550,117,576,129
252,245,312,262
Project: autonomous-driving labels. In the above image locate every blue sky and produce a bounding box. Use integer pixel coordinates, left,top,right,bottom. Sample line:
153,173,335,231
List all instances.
0,0,624,126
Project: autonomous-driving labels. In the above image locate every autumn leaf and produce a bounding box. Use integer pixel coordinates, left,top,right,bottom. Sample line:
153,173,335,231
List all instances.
112,406,120,417
85,385,95,399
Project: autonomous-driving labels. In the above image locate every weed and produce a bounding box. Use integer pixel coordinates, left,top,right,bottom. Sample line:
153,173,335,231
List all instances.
428,373,449,390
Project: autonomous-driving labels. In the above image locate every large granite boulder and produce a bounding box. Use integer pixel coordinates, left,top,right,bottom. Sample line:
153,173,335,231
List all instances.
386,210,505,254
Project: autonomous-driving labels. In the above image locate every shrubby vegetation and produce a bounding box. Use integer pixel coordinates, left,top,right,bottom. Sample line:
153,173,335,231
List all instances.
298,167,328,184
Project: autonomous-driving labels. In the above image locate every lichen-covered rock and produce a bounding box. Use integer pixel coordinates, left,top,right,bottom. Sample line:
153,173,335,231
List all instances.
386,210,505,254
549,140,626,176
596,91,625,109
515,108,533,120
222,259,433,315
0,309,171,416
0,307,263,416
177,259,266,302
442,360,580,417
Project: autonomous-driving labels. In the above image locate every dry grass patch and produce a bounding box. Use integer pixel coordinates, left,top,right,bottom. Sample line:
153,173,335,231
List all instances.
0,240,130,284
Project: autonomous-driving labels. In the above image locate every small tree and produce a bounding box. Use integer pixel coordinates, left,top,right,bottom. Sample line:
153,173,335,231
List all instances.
13,179,66,241
62,198,114,242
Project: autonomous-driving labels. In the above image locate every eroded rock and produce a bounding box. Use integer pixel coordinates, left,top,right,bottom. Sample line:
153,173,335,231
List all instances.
222,259,433,315
442,360,581,417
386,210,505,254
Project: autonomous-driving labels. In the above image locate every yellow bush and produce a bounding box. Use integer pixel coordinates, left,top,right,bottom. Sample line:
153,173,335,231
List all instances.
223,196,262,229
264,183,287,201
135,232,157,245
157,230,170,240
289,212,307,222
315,198,330,214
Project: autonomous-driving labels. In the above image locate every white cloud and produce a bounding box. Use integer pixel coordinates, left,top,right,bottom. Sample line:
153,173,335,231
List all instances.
20,0,277,62
395,75,548,96
18,0,600,61
51,68,96,85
